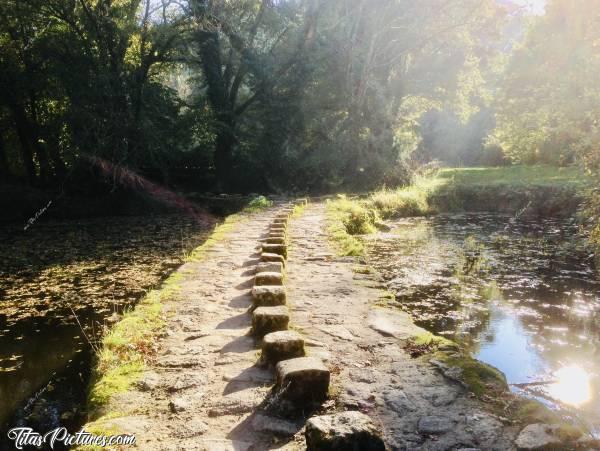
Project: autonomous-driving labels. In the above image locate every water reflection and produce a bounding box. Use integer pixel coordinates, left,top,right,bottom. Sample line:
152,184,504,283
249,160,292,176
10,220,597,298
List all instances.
0,215,210,441
366,213,600,431
548,365,592,407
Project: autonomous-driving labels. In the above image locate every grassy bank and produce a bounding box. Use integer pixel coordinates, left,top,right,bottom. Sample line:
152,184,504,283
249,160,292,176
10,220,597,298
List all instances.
327,165,589,256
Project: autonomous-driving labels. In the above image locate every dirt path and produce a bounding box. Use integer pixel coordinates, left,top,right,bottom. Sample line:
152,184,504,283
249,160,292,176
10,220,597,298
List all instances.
98,202,519,450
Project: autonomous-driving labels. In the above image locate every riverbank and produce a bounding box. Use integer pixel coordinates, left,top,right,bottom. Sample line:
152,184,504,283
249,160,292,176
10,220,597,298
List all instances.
326,165,592,256
0,214,216,444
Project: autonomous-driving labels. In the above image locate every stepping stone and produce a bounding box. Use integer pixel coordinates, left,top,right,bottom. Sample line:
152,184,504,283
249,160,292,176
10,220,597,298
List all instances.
275,212,290,219
296,198,308,205
267,233,286,240
256,262,284,274
252,285,286,306
272,218,287,226
270,227,286,235
265,237,286,245
262,243,287,258
305,411,385,451
253,306,289,337
255,271,284,286
262,330,305,363
261,252,285,266
275,357,329,403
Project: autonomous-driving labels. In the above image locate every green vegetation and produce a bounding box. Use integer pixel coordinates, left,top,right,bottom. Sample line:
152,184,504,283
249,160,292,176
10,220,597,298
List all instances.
245,195,273,212
326,165,590,257
433,351,508,397
87,273,179,411
436,166,589,188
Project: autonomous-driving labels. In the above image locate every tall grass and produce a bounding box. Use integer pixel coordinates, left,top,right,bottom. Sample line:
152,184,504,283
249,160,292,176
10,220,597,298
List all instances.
326,165,588,256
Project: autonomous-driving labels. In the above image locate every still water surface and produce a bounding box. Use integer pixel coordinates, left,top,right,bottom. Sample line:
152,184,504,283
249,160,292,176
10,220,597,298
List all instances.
366,214,600,434
0,215,210,445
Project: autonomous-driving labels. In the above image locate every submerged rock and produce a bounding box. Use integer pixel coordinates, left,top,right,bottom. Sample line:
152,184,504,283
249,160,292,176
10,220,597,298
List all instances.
305,411,385,451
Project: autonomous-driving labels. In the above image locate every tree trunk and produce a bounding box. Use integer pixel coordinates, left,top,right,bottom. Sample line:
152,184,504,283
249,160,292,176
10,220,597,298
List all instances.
8,102,37,185
0,131,10,181
214,114,236,190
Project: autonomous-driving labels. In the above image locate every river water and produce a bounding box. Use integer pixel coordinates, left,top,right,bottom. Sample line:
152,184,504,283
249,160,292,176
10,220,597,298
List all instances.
366,213,600,435
0,215,210,444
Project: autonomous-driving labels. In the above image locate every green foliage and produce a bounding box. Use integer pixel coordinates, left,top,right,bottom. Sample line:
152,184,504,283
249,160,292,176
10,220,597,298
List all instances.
492,0,600,167
325,197,367,256
325,166,589,256
246,195,272,212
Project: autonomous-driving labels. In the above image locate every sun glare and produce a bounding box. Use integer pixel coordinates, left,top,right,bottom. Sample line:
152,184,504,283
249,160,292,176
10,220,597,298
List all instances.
547,365,592,407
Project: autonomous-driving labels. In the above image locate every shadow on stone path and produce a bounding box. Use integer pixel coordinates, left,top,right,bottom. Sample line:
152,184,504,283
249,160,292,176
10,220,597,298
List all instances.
91,202,521,450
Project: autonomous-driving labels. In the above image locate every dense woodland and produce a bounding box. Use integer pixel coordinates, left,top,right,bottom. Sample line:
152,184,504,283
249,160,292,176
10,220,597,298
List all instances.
0,0,598,195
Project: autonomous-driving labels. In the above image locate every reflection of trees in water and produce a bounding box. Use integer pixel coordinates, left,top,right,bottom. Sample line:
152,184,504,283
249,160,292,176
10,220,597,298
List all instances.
367,213,599,378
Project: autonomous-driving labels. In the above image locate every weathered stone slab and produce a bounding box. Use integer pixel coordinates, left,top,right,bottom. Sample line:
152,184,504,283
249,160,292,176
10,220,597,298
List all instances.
261,252,285,266
262,330,305,363
515,423,582,450
252,285,286,306
252,306,289,337
254,271,284,286
262,243,287,258
275,357,329,403
256,261,284,274
272,218,287,226
265,237,286,245
305,411,385,451
270,228,286,236
417,415,454,434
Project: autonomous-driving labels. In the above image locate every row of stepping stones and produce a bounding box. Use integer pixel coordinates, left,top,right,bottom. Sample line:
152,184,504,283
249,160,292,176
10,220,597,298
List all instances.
251,200,386,451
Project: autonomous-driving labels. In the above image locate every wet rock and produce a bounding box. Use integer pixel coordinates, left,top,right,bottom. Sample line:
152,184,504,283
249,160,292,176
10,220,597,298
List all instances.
136,371,161,391
251,413,298,435
417,415,454,434
514,423,580,450
256,261,284,274
252,285,286,306
262,243,287,258
261,252,285,266
262,330,305,363
252,306,289,337
305,411,385,451
254,271,284,286
275,356,329,403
